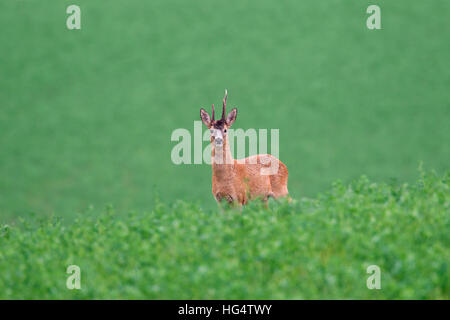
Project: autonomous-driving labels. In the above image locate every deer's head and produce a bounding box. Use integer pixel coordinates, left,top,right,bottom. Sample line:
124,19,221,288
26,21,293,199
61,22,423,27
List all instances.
200,89,237,147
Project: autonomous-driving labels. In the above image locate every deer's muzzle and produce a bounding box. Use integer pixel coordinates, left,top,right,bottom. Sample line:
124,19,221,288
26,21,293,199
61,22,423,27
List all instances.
215,138,223,146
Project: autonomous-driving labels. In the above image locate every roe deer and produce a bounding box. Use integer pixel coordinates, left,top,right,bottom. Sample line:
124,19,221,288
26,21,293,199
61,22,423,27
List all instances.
200,90,289,206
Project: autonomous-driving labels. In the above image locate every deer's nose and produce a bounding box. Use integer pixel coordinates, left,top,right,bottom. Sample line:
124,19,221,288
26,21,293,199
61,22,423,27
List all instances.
215,138,223,145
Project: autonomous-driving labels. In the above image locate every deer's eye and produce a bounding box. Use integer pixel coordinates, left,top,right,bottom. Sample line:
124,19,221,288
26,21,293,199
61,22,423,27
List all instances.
224,129,227,133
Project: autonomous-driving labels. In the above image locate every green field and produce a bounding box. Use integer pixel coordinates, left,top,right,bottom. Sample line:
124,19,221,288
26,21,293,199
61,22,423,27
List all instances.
0,171,448,299
0,0,449,299
1,0,449,220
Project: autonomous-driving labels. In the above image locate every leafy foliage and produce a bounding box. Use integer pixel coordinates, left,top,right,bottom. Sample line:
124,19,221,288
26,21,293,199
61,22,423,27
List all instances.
0,171,448,299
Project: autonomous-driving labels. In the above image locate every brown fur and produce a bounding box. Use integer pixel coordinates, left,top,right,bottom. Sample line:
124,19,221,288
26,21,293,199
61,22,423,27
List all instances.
201,90,289,206
210,134,289,205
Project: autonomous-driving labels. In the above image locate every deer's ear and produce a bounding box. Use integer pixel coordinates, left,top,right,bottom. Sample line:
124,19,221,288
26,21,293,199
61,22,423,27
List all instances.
200,108,211,127
226,108,237,126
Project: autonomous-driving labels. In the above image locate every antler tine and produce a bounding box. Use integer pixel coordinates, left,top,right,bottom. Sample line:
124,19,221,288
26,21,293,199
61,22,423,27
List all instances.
211,104,215,121
222,89,228,119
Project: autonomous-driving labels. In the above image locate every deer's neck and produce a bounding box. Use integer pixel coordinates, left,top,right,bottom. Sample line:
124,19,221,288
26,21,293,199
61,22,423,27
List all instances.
211,137,235,178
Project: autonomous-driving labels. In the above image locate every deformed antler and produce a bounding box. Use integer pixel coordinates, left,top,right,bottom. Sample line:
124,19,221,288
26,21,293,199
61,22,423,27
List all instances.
211,104,215,121
222,89,228,120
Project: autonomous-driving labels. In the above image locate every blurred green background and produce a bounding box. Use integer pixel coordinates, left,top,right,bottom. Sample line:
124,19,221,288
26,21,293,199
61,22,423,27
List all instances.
0,0,449,221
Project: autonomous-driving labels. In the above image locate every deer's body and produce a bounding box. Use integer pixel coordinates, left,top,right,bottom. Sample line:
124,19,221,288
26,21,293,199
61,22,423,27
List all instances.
212,154,289,205
201,90,289,206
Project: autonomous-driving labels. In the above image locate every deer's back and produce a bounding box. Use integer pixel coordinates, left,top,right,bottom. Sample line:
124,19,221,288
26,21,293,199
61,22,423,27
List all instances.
236,154,289,201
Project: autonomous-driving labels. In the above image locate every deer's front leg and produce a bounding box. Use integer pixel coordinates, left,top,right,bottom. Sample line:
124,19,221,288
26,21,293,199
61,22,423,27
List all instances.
215,192,243,210
215,192,235,204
